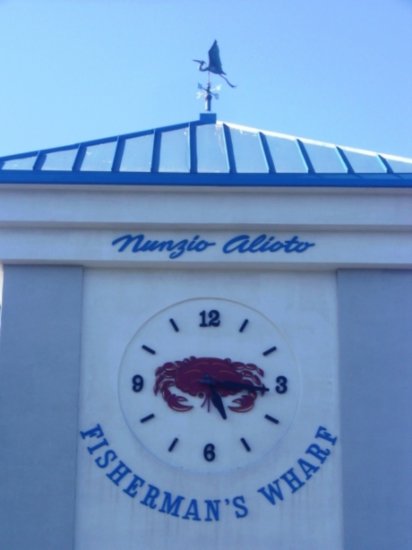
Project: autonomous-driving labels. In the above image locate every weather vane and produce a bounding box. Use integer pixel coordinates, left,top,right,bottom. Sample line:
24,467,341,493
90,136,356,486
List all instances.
194,40,236,112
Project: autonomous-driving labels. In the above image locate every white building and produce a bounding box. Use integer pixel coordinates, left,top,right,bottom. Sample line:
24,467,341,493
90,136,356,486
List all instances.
0,113,411,549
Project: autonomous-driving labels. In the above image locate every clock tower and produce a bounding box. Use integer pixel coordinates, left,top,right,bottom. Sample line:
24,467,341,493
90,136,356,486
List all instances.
0,114,411,549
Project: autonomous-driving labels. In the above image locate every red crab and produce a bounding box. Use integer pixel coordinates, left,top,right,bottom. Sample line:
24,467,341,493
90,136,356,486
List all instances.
154,356,267,414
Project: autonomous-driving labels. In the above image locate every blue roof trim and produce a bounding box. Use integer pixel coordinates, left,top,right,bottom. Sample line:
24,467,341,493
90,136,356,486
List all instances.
0,118,211,165
377,154,394,174
189,123,197,174
72,145,86,172
335,147,354,174
0,169,411,188
1,115,412,185
32,151,44,171
151,131,161,173
223,124,236,173
259,132,276,173
296,139,315,174
111,137,124,172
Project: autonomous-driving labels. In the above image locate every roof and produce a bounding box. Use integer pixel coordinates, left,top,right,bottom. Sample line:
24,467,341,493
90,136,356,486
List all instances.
1,113,412,188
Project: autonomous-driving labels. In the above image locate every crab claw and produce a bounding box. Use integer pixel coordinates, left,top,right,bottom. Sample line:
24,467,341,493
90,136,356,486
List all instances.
169,395,193,412
228,394,255,413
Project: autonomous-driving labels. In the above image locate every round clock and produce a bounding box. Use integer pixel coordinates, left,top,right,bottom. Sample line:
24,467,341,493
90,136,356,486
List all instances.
118,298,300,473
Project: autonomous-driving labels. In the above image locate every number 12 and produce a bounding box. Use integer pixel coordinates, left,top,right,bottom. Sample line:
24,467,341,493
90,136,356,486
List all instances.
199,310,221,327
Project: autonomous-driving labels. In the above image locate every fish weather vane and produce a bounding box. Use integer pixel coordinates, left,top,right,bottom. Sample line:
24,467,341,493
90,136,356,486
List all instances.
194,40,236,112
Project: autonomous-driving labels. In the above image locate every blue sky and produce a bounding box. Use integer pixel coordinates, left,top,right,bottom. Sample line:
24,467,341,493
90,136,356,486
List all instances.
1,0,412,158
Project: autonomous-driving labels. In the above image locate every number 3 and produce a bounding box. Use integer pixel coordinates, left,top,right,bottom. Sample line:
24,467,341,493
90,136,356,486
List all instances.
275,375,288,394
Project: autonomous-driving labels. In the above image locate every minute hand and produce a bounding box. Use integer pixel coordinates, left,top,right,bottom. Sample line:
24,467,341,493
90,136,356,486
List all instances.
202,376,269,394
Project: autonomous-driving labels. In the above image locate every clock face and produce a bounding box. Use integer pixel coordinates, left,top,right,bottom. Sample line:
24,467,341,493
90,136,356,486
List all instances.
118,298,300,473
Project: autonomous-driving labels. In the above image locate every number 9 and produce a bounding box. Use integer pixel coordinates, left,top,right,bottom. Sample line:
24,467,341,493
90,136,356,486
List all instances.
132,374,144,393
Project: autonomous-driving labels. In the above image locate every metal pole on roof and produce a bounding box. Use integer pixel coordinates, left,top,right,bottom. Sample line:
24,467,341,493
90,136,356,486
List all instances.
205,76,212,112
197,80,219,112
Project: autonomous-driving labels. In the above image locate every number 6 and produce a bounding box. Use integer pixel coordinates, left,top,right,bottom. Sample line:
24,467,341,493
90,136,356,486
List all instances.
203,443,216,461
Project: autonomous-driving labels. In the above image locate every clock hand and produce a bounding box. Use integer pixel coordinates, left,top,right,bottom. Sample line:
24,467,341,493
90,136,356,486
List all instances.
200,375,227,419
219,380,269,394
210,385,227,420
201,375,269,395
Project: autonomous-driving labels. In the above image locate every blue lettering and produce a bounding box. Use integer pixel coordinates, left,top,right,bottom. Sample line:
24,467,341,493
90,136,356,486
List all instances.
283,235,315,253
257,480,284,505
283,235,300,253
257,427,339,510
297,458,320,480
80,423,337,521
281,468,305,493
86,438,109,455
259,236,276,251
140,239,173,253
95,449,117,469
248,234,268,252
123,474,145,498
140,484,161,509
222,234,250,253
223,234,315,255
112,233,216,259
204,499,220,522
111,234,143,252
232,496,248,518
113,233,314,258
80,424,104,440
316,426,338,446
182,499,201,521
106,460,132,486
187,234,212,253
168,240,190,259
158,491,185,517
306,443,331,464
187,234,201,251
268,241,284,252
296,241,314,252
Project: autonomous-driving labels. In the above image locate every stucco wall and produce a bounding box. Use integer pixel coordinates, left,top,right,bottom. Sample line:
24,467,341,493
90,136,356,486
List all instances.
0,265,83,550
338,269,412,550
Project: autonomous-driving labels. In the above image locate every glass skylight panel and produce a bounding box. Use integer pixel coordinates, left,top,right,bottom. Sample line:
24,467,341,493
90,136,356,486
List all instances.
196,124,229,173
120,133,154,172
342,149,386,173
158,128,190,173
265,135,307,173
229,128,268,173
41,148,77,171
1,155,37,170
383,156,412,173
303,142,347,173
80,141,116,172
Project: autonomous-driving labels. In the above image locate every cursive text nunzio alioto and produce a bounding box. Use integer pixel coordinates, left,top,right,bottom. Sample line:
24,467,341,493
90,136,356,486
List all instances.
111,233,316,260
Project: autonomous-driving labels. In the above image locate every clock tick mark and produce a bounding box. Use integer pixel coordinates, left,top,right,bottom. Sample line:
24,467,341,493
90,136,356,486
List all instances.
169,318,179,332
240,437,251,452
239,319,249,333
140,414,155,423
262,345,277,356
142,345,156,355
168,438,179,452
265,414,279,424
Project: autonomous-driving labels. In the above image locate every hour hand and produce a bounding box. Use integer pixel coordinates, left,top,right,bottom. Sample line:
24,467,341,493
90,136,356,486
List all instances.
210,386,227,419
200,375,227,419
